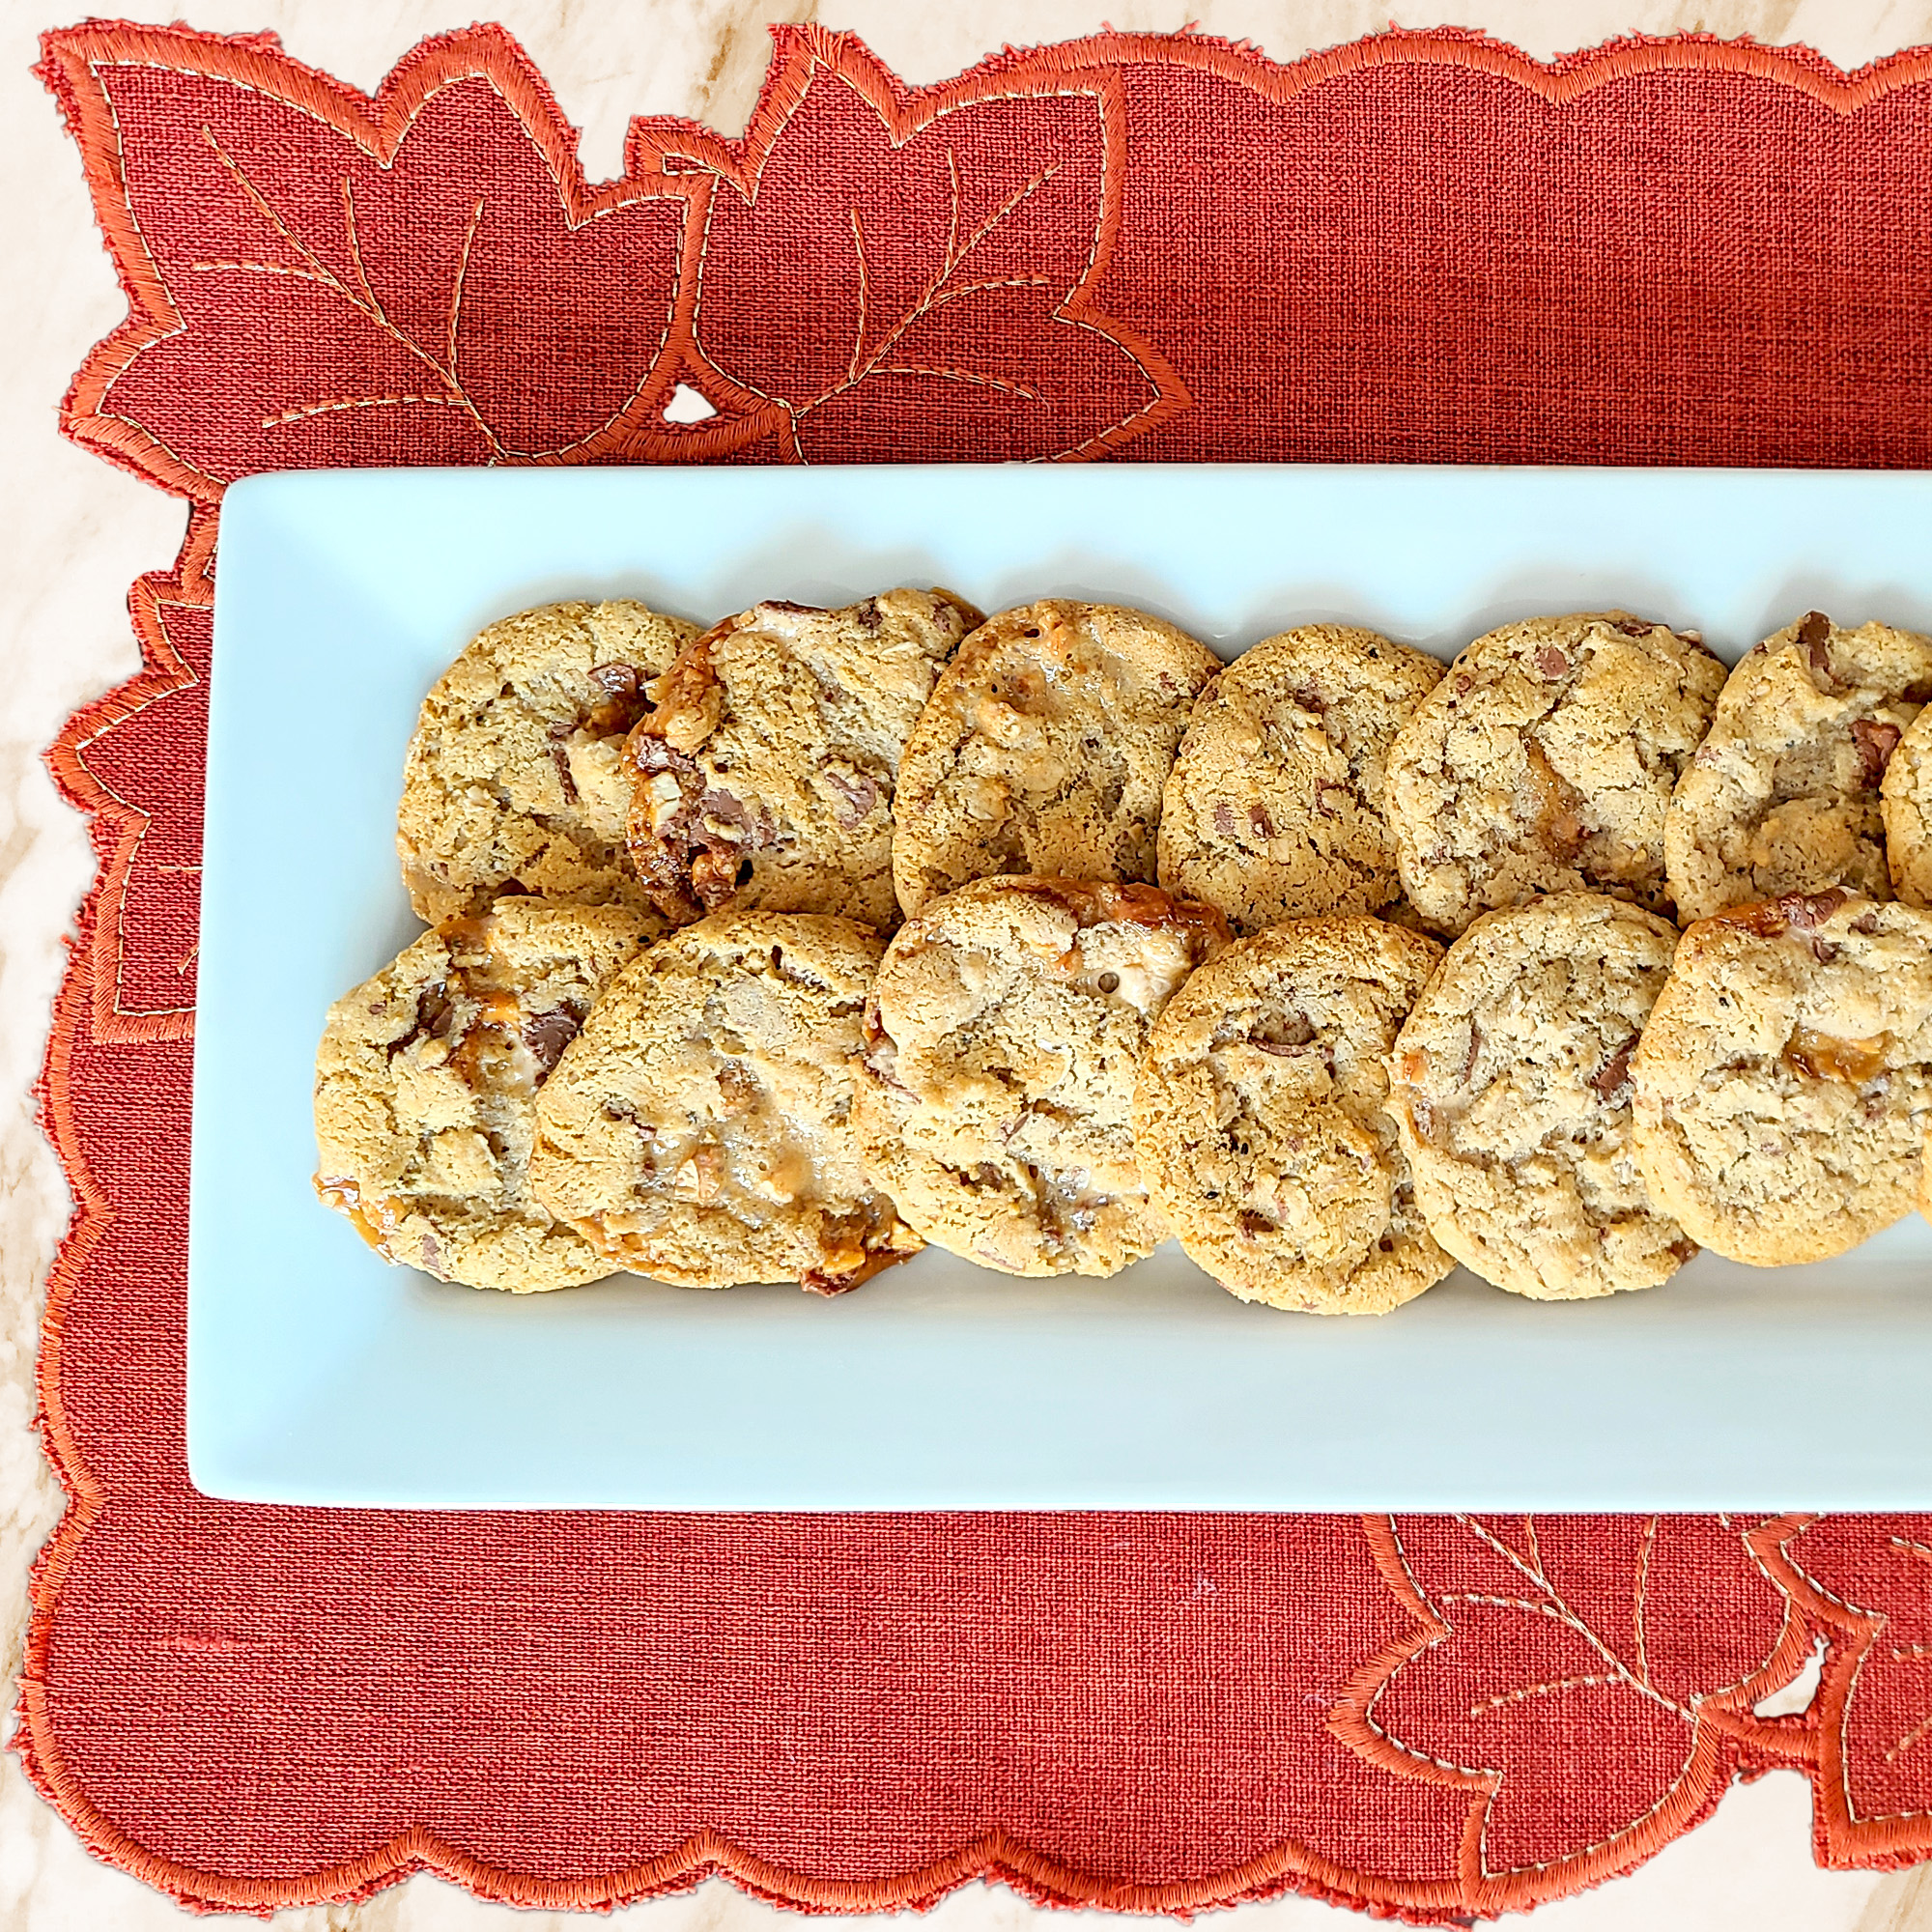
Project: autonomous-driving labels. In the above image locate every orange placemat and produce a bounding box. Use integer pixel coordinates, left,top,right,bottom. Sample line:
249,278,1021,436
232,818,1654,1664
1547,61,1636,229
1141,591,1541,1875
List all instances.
25,19,1932,1918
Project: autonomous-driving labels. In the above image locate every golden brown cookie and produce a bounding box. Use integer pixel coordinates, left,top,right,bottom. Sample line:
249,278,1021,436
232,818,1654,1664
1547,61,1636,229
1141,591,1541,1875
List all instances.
622,590,980,930
856,877,1230,1276
891,601,1221,918
397,600,698,923
1133,918,1453,1314
1882,703,1932,908
1632,889,1932,1264
1156,626,1444,933
1665,611,1932,923
1388,894,1694,1298
1386,611,1725,936
313,900,651,1291
528,910,918,1292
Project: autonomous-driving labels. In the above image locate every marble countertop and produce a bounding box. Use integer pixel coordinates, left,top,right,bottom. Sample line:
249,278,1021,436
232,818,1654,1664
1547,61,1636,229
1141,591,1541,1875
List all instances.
5,2,1932,1925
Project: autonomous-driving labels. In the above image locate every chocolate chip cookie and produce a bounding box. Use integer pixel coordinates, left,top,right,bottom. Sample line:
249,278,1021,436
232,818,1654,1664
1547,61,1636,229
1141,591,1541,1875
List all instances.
892,601,1221,918
1882,704,1932,908
1632,889,1932,1264
1386,612,1725,936
1134,917,1452,1313
398,599,699,923
1156,626,1443,934
1665,611,1932,923
1388,894,1693,1298
622,590,980,931
856,876,1231,1275
313,900,651,1291
528,910,918,1293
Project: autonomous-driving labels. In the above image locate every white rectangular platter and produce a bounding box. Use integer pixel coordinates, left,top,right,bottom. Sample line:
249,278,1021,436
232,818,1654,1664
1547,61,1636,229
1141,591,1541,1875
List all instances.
191,464,1932,1510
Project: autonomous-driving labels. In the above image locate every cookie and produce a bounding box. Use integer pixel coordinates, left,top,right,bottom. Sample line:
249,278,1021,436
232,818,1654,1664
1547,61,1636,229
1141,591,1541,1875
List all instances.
1665,611,1932,923
313,900,650,1292
892,601,1221,918
1133,917,1453,1314
1632,889,1932,1264
1156,626,1444,933
1387,894,1693,1298
1386,612,1725,936
1882,703,1932,908
856,877,1230,1276
397,599,699,923
622,589,980,930
528,911,917,1293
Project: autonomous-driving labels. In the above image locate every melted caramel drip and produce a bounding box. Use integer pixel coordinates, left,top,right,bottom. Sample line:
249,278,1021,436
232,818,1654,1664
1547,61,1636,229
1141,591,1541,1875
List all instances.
1524,741,1588,856
1782,1026,1891,1085
315,1175,395,1258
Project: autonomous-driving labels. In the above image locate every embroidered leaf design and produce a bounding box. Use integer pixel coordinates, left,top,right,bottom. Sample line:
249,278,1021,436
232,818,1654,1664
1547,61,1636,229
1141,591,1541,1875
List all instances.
65,521,213,1037
41,24,693,495
1332,1514,1809,1915
635,32,1186,463
1753,1515,1932,1865
47,516,217,1041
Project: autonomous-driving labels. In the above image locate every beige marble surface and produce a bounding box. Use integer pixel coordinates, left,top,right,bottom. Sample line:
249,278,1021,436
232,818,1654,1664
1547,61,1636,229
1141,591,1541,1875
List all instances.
6,0,1932,1924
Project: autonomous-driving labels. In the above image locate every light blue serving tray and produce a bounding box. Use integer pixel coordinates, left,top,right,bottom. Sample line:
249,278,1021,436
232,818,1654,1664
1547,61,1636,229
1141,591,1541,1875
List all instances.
190,464,1932,1509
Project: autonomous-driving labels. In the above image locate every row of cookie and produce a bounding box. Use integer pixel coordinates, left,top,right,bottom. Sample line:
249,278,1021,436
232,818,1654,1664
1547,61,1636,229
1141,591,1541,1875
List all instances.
393,596,1932,957
868,878,1932,1306
312,881,1230,1296
311,871,1932,1307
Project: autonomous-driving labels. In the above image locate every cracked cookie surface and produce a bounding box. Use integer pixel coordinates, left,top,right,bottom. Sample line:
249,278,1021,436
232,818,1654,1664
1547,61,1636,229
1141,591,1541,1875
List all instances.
398,599,699,923
622,589,980,931
1387,611,1724,936
1388,894,1692,1298
1882,703,1932,909
314,900,651,1292
529,910,918,1292
1666,611,1932,923
856,876,1230,1276
1632,889,1932,1264
892,601,1221,918
1157,626,1443,934
1134,917,1452,1313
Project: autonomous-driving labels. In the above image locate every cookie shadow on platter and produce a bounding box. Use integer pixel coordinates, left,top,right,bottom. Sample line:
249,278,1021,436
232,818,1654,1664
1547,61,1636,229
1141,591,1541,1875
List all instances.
466,567,693,634
1448,562,1697,656
1745,568,1932,646
962,540,1231,644
573,523,950,629
375,1222,1932,1321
